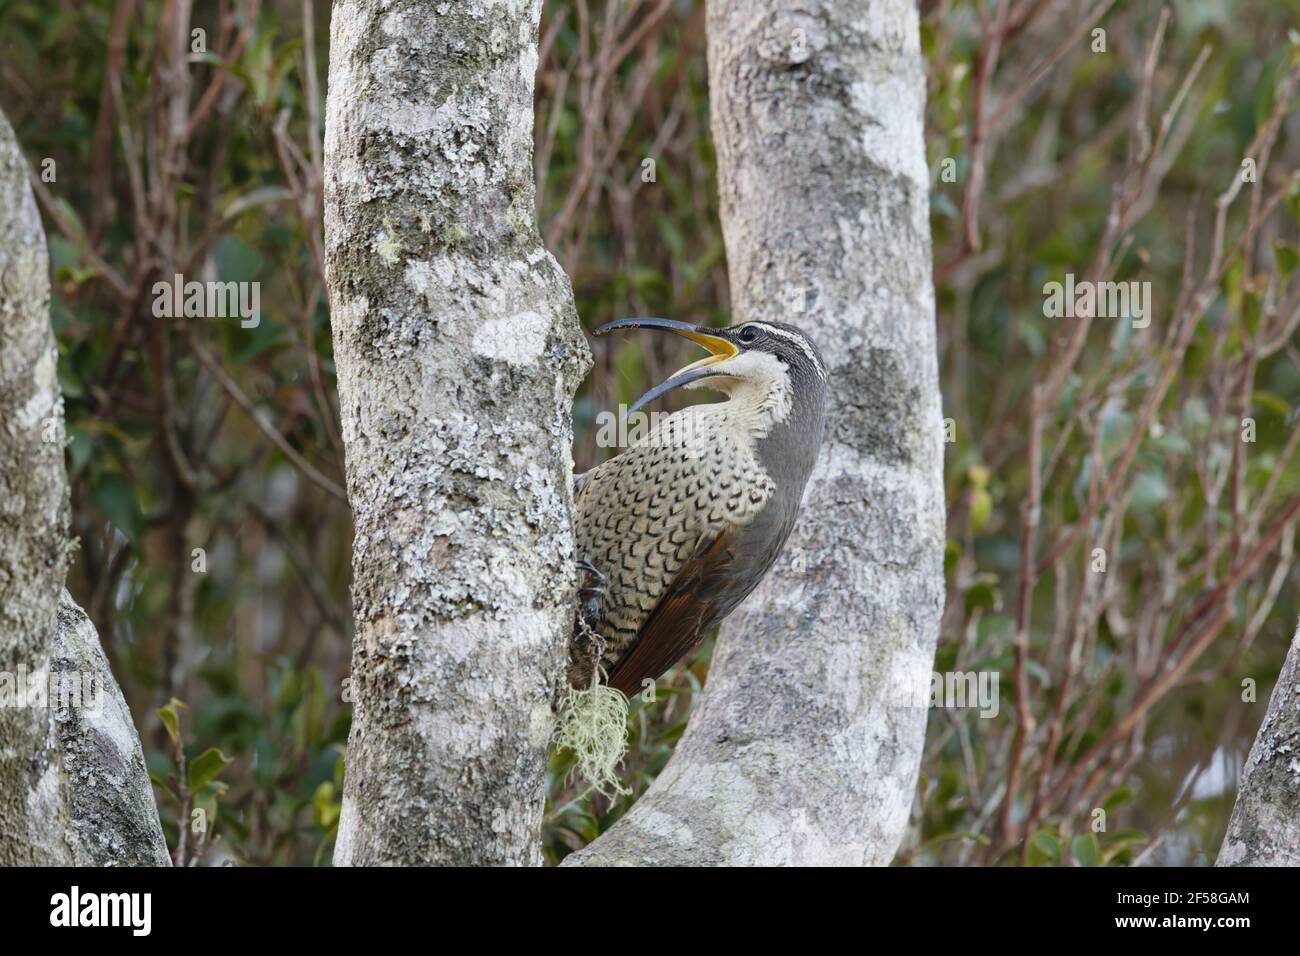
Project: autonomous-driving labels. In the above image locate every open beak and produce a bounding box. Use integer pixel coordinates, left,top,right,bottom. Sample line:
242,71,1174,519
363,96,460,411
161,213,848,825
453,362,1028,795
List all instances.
593,318,740,414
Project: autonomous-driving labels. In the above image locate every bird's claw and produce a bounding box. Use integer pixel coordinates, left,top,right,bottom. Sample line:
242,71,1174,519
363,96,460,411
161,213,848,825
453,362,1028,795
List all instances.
576,560,606,626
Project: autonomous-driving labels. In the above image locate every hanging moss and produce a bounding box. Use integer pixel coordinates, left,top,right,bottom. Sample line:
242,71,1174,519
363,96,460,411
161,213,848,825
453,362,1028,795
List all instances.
553,677,631,798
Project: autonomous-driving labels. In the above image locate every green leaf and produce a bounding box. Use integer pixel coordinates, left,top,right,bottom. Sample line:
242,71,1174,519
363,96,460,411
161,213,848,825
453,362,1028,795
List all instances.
655,214,686,260
222,185,294,222
1072,832,1101,867
66,425,94,477
1031,829,1061,866
1252,390,1290,419
1102,784,1135,812
944,539,961,577
1128,471,1169,514
1101,829,1149,864
157,698,187,745
148,774,178,804
1274,241,1300,279
961,574,998,613
1244,289,1262,335
970,488,993,532
214,235,263,282
90,472,141,542
1254,52,1283,133
312,781,341,830
187,747,232,793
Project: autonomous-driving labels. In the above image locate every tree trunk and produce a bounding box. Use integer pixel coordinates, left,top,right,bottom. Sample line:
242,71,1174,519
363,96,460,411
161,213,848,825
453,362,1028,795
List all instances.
1217,623,1300,866
568,0,943,866
324,0,589,865
0,108,169,867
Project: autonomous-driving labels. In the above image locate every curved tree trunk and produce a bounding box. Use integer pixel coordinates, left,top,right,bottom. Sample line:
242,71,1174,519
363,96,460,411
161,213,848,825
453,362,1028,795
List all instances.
569,0,943,866
0,108,169,867
325,0,589,866
1217,622,1300,866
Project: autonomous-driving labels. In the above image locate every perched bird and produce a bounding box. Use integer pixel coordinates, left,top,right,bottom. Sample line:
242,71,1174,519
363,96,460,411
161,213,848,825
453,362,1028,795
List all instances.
569,318,829,696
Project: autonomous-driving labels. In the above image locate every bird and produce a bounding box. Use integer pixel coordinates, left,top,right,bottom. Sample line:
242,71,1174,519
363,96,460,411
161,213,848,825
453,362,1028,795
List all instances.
569,317,829,697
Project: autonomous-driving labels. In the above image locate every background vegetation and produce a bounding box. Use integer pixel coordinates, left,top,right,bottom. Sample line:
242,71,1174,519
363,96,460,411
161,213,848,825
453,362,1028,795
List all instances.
1,0,1298,866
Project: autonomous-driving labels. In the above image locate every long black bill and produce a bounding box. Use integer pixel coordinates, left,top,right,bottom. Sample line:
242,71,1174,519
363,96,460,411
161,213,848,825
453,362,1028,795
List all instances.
593,318,740,414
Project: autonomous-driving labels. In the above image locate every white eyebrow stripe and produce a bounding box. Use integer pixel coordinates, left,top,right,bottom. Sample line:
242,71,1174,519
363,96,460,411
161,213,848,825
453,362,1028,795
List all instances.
756,325,828,380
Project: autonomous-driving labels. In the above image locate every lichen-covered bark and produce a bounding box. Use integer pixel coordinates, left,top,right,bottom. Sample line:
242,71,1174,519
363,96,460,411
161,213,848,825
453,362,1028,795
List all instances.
569,0,943,866
0,107,168,867
52,592,171,866
0,103,68,866
1218,622,1300,867
324,0,589,865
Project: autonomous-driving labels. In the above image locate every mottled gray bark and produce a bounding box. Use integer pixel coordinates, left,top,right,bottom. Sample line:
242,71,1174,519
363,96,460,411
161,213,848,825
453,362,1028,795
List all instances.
0,108,169,866
569,0,943,866
324,0,589,865
1217,622,1300,866
51,593,171,866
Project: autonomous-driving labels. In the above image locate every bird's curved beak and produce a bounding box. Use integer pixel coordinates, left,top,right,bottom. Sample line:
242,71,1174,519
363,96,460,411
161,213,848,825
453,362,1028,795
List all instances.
593,318,740,414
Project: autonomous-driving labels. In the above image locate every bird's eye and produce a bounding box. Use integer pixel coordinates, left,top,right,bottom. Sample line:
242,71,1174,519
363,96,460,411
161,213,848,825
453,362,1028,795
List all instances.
739,325,760,343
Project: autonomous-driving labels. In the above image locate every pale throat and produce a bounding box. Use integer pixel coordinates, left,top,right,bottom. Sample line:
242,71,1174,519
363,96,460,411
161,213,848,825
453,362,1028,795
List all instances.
702,363,793,444
728,357,791,412
640,358,792,454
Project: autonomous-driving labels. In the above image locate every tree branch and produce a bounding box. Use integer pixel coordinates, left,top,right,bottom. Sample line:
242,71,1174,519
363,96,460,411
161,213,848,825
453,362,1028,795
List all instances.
1218,621,1300,866
568,0,943,866
0,106,168,867
324,0,590,866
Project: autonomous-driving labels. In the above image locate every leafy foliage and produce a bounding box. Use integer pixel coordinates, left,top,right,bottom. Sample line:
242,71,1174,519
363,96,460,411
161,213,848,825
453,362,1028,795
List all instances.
3,0,1299,866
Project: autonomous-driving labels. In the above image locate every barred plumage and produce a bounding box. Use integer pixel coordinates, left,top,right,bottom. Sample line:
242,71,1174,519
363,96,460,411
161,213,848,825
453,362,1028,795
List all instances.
569,319,828,695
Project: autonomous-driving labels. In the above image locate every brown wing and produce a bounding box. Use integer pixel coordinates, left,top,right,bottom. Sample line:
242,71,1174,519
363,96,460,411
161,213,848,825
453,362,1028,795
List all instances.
605,525,739,696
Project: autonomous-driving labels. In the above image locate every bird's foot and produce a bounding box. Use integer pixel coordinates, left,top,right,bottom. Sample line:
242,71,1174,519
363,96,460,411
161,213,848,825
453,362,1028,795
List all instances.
575,560,606,627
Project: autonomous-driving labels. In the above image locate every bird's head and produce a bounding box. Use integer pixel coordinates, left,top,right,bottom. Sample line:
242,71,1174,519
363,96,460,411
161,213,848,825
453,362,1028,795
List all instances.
593,318,829,417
